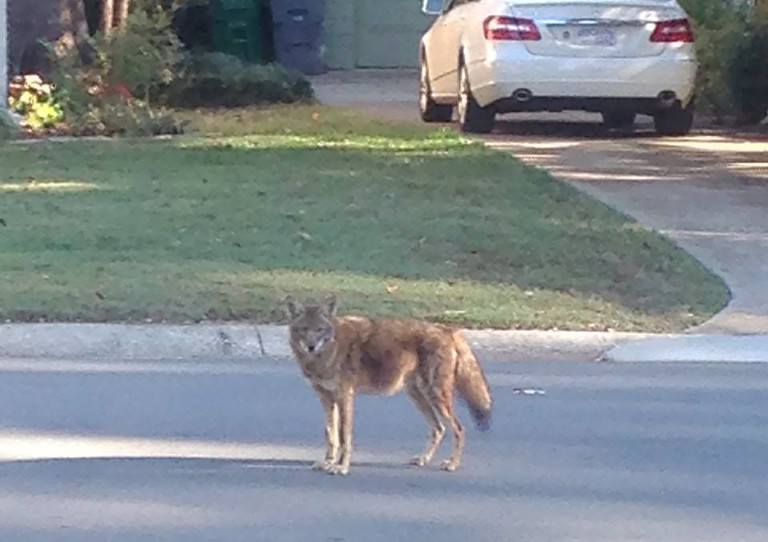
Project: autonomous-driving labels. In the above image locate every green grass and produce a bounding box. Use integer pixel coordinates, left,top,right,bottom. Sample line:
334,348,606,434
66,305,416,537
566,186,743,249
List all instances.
0,105,728,331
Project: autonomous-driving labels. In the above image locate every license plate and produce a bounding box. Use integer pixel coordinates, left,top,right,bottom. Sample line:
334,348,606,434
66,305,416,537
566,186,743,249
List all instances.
560,26,617,46
574,27,616,46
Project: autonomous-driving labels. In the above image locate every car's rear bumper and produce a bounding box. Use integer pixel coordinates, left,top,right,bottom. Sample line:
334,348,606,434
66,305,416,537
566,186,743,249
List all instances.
470,54,696,111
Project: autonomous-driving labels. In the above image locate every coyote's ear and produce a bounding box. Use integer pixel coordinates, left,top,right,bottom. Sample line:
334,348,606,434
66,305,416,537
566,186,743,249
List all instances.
285,296,303,320
324,295,338,316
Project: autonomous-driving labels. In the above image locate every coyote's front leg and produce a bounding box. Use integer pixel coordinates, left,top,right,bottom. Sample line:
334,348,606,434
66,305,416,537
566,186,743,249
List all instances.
327,389,354,475
313,390,339,473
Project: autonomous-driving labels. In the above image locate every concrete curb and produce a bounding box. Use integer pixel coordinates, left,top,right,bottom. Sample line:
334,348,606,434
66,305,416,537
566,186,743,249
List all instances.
0,323,268,361
2,324,767,364
604,334,768,363
0,323,659,363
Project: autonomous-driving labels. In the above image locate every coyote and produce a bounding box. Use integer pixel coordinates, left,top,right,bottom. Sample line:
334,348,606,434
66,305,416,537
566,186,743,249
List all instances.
286,296,492,475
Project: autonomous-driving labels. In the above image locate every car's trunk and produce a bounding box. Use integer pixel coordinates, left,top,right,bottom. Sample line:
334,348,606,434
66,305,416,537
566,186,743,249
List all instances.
507,1,684,58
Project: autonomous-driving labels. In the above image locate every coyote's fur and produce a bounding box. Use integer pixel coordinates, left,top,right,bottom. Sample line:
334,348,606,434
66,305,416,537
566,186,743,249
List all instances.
286,296,492,475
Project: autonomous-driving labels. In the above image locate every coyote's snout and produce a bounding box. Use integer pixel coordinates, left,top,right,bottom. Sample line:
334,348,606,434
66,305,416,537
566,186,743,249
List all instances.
287,296,493,475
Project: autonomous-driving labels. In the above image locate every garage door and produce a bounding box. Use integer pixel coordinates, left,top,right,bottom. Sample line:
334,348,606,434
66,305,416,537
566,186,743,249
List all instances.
356,0,434,68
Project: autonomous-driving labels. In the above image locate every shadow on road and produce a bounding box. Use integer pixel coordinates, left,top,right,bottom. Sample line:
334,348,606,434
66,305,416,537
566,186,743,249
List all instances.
491,117,657,140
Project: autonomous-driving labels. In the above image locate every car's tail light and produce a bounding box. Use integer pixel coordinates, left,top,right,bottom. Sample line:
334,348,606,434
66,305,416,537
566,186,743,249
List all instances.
484,16,541,41
650,19,694,42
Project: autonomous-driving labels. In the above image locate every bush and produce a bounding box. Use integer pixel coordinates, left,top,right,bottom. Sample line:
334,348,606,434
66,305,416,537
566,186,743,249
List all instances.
730,5,768,124
0,109,19,142
47,7,184,137
680,0,768,124
171,0,214,52
163,52,314,108
7,75,65,131
91,9,180,102
67,100,184,137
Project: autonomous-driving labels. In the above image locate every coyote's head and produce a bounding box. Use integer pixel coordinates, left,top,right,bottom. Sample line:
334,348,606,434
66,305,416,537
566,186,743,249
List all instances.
286,296,338,356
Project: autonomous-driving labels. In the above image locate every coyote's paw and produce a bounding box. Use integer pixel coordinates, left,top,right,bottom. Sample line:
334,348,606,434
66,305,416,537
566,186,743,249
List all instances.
326,464,350,476
410,455,430,467
440,459,459,472
312,460,334,472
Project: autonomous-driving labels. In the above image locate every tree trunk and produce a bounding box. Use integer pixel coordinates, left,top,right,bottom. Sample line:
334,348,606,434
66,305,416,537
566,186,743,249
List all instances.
101,0,114,36
115,0,131,31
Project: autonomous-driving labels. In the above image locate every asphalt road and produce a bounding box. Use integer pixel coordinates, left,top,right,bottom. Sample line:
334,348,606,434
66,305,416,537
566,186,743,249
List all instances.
1,357,766,541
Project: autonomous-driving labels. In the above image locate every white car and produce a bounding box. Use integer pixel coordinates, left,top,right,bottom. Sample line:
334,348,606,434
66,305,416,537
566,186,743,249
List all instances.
419,0,697,135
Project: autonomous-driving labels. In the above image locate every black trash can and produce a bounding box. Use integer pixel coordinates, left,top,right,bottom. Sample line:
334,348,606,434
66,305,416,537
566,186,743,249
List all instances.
270,0,327,75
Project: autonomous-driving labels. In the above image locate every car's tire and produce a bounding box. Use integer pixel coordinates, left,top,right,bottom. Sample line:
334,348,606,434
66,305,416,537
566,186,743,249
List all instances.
602,110,636,131
457,62,494,134
419,57,453,123
654,100,694,136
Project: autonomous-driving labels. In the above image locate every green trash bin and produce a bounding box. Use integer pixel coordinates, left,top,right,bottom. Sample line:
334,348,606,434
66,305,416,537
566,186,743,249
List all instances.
212,0,263,63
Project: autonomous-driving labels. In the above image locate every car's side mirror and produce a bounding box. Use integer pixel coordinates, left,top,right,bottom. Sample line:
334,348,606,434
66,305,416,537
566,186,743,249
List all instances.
422,0,445,16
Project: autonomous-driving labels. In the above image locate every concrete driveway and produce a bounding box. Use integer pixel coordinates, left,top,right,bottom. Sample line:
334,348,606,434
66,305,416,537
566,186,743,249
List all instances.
1,356,767,541
310,70,768,334
487,123,768,334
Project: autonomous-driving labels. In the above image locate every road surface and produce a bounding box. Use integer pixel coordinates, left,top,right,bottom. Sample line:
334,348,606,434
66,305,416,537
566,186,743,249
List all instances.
0,356,766,541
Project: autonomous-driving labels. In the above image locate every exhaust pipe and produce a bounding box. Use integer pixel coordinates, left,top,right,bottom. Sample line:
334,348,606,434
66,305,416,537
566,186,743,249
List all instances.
657,90,677,108
512,88,533,102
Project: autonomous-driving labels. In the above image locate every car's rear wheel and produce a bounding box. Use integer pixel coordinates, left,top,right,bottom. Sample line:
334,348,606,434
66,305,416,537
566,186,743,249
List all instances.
602,110,636,131
457,62,494,134
419,57,453,123
654,100,694,136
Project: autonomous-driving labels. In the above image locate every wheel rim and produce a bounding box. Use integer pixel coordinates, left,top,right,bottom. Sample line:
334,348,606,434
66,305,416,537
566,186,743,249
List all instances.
458,66,469,124
419,62,429,113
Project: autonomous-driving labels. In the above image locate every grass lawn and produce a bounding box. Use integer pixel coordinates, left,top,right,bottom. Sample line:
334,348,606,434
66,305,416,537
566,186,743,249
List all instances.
0,106,728,331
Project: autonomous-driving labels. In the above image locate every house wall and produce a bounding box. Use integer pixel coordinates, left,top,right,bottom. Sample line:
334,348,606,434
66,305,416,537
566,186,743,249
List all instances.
324,0,434,69
324,0,355,69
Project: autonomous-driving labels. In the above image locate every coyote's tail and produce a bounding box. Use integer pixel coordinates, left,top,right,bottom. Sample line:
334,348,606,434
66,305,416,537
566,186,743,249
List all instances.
454,331,492,431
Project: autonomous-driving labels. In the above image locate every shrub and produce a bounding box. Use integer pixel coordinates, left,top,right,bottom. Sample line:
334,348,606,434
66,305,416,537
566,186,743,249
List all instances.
163,52,314,109
679,0,768,124
47,7,184,137
67,100,184,137
91,9,180,102
729,5,768,124
7,75,65,132
171,0,214,51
